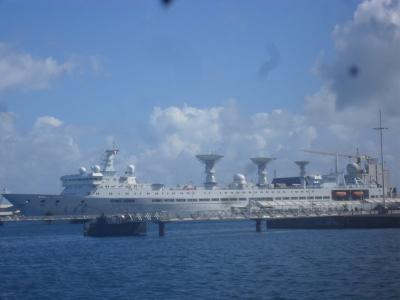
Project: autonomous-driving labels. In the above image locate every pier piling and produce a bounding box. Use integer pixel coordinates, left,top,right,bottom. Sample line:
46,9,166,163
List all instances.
158,222,166,237
255,219,262,232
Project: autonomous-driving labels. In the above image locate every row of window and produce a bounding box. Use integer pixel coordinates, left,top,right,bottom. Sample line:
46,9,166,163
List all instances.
63,178,100,182
145,189,320,196
150,198,247,203
39,195,332,206
94,190,324,196
144,196,331,203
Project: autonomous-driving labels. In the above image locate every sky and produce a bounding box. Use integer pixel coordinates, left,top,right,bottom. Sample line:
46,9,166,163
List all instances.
1,0,400,194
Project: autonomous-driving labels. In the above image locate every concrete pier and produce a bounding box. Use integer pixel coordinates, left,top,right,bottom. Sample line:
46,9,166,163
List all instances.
3,203,400,236
267,214,400,229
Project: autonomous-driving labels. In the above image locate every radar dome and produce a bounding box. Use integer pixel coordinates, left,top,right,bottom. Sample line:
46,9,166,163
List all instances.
346,163,362,177
233,173,246,184
92,165,101,173
79,167,87,175
126,164,135,174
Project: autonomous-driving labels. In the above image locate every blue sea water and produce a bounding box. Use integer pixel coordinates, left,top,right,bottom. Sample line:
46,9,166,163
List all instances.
0,221,399,300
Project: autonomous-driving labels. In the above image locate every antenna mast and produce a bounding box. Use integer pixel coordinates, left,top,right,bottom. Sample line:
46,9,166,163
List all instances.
373,110,388,208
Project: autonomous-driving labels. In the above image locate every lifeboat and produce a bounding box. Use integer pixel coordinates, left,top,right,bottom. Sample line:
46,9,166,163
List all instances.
333,191,347,198
352,191,364,198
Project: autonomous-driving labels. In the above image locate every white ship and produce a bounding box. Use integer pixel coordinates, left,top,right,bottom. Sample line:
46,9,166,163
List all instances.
2,148,396,217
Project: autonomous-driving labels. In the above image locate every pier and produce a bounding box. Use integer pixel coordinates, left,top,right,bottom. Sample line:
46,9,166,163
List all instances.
2,197,400,236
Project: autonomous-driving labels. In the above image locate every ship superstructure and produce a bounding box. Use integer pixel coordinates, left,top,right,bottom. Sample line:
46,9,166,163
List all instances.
2,148,396,217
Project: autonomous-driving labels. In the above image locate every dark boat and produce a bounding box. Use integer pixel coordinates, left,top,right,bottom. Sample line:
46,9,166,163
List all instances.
84,214,147,237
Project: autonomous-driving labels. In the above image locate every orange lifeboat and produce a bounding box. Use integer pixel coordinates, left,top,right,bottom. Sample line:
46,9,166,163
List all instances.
334,191,347,198
352,191,364,198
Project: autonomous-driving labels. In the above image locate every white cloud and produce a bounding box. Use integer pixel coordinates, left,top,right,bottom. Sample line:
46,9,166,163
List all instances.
133,103,318,185
34,116,63,128
305,0,400,186
316,0,400,116
0,112,81,193
150,105,223,144
0,43,74,91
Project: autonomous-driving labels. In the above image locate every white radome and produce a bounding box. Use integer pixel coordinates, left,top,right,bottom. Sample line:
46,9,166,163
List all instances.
92,165,101,173
233,173,246,184
126,164,135,174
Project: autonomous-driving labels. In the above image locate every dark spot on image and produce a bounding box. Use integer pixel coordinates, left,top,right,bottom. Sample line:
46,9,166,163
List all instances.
258,43,280,79
161,0,174,7
348,64,359,78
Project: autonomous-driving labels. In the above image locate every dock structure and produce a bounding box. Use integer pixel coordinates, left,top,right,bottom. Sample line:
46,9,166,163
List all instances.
2,198,400,235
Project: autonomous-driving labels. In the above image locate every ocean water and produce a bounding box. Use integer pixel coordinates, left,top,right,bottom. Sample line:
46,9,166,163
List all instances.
0,221,399,300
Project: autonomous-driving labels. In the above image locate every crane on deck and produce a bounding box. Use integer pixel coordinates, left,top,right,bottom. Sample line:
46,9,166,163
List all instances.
301,149,374,174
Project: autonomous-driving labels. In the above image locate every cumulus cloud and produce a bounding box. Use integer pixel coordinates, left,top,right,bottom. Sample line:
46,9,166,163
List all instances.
132,103,318,185
139,98,400,187
303,0,400,186
0,43,74,91
34,116,63,128
0,112,81,193
316,0,400,115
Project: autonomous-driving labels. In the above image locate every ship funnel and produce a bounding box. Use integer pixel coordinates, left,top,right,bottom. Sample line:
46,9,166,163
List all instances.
196,154,223,189
295,161,309,177
251,157,275,186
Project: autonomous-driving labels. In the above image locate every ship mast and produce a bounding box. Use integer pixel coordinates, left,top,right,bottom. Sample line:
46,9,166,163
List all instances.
373,110,388,208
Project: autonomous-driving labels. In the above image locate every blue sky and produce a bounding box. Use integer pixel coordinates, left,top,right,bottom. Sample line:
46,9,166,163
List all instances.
1,0,400,192
1,0,357,127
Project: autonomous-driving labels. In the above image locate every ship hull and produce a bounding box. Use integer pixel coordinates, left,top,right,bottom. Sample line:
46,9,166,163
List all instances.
3,186,387,217
2,193,242,217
